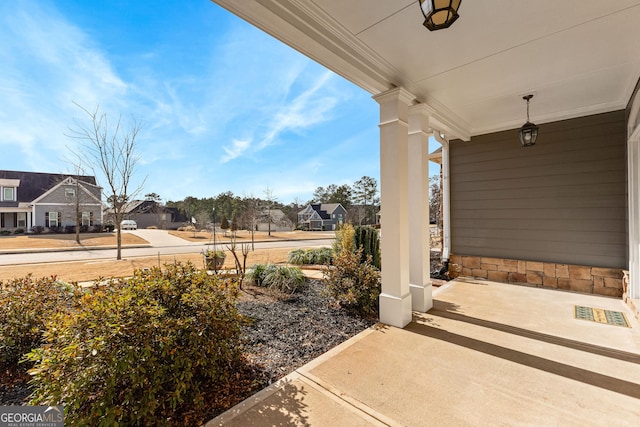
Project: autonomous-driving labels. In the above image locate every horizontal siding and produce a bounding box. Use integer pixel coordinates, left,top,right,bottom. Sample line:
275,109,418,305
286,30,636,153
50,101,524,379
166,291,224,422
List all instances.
450,111,627,269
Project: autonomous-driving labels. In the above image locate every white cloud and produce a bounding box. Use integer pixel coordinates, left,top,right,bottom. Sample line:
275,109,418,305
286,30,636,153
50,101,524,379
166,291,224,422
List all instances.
221,139,251,163
258,70,337,149
0,1,128,174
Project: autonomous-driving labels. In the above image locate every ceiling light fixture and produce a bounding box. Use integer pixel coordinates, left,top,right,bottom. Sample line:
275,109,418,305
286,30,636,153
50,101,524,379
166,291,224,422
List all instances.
519,95,538,147
419,0,461,31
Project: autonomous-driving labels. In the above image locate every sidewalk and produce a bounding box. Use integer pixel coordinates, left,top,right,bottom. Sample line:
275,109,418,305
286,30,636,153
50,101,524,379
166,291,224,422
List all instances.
207,278,640,426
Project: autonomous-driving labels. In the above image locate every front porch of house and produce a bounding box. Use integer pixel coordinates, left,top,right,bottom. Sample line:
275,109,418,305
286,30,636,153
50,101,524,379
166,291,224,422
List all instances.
209,277,640,426
0,208,33,233
210,0,640,328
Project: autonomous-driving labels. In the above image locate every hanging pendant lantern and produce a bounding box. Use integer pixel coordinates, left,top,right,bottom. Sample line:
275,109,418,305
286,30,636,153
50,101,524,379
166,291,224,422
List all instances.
519,95,538,147
419,0,461,31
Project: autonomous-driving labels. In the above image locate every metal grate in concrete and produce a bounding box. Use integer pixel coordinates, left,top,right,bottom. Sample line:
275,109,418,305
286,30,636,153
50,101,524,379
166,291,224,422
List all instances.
574,305,630,328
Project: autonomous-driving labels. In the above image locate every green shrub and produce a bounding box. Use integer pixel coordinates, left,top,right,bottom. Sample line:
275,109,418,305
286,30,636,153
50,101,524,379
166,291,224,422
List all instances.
333,223,355,256
14,228,24,234
287,249,307,265
324,248,381,317
247,264,305,293
0,230,10,236
306,247,333,265
246,263,269,286
354,226,381,269
287,248,333,265
0,275,81,369
26,262,247,426
264,266,305,294
31,225,45,234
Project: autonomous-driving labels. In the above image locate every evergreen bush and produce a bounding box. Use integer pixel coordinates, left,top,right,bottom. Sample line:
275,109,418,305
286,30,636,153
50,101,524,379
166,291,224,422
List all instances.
354,226,381,269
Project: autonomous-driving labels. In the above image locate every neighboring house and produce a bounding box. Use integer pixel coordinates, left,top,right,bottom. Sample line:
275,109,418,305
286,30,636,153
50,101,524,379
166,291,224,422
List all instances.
298,203,346,231
0,170,102,232
255,208,294,232
103,199,186,229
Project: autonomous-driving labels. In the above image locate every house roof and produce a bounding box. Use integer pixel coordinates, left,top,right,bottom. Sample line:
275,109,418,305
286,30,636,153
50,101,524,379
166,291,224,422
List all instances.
212,0,640,140
299,203,345,220
258,208,292,223
0,170,97,203
104,200,152,214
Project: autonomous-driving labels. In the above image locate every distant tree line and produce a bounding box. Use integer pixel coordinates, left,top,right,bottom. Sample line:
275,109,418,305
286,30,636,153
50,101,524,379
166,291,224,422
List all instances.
166,175,382,229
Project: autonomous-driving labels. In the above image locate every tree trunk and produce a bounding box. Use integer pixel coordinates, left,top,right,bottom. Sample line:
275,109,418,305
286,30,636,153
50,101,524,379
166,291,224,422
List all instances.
116,227,122,260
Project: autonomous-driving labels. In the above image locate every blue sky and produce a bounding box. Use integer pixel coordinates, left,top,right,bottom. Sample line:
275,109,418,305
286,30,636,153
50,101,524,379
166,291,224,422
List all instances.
0,1,437,204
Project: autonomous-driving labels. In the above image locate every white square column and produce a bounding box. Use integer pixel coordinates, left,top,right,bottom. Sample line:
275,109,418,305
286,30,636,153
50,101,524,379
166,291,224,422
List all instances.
628,134,640,299
374,87,414,328
408,104,433,312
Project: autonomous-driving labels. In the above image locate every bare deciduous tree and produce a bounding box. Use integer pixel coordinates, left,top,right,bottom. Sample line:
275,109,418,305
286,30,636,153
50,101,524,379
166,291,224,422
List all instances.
62,164,99,245
263,186,278,236
68,104,145,260
352,176,379,225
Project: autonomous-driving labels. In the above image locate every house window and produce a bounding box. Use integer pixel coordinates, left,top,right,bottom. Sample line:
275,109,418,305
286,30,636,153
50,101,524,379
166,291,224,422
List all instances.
47,211,59,228
65,188,76,197
82,211,91,226
2,187,15,201
17,212,26,228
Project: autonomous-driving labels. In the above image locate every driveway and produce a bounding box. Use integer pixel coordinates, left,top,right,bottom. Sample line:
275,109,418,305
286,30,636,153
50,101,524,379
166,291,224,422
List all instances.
126,229,195,247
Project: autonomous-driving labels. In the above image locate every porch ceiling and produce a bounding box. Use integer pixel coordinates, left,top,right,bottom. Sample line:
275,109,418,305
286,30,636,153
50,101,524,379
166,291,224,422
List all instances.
211,0,640,140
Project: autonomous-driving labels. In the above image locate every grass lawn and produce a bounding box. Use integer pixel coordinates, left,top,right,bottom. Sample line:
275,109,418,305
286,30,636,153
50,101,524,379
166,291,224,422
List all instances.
0,230,333,283
168,229,333,243
0,247,302,283
0,233,147,249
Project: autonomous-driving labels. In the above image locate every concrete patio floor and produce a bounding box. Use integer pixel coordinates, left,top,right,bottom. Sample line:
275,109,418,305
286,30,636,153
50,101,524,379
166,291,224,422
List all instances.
207,278,640,426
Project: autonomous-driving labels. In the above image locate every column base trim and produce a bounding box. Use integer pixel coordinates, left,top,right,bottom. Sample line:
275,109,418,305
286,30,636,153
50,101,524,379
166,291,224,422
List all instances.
410,283,433,312
379,292,412,328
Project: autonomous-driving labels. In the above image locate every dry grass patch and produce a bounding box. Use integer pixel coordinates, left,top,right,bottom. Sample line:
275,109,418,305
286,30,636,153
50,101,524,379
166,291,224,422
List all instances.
0,233,147,250
169,230,334,243
0,247,300,283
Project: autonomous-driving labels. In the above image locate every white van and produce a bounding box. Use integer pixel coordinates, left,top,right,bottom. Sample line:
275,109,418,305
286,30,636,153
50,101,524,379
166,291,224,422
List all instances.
120,220,137,230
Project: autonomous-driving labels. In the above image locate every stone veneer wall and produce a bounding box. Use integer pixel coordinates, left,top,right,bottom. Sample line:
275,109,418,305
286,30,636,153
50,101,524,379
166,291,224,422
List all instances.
448,254,625,298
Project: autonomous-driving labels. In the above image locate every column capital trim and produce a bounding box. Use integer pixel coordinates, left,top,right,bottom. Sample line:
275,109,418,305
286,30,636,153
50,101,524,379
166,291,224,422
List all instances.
373,87,415,106
408,103,435,135
408,102,437,116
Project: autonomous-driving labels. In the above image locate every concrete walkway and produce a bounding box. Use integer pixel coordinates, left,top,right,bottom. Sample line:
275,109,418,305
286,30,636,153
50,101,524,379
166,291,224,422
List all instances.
208,278,640,426
127,229,194,247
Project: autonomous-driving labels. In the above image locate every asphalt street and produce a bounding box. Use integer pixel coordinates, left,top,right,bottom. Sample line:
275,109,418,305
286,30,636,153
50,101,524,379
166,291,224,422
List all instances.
0,230,333,266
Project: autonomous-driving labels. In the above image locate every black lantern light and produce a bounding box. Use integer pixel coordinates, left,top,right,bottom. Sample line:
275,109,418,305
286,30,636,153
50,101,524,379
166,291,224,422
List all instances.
519,95,538,147
419,0,461,31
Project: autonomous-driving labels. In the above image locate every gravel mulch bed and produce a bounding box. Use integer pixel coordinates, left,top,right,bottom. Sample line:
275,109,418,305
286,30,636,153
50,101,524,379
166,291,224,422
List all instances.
238,280,376,385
